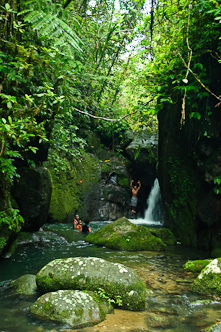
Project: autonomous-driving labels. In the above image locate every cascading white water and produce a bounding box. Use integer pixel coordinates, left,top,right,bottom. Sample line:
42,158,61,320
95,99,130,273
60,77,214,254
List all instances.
130,178,164,226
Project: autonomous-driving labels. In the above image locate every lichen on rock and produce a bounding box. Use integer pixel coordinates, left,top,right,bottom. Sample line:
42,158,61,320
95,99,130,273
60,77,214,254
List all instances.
192,258,221,295
29,289,106,328
10,274,38,296
36,256,147,310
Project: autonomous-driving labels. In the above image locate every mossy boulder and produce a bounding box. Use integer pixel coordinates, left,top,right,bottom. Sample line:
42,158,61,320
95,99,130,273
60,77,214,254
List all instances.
192,258,221,295
183,259,213,272
85,217,166,251
205,322,221,332
36,256,147,310
29,290,107,328
148,227,176,246
10,274,38,295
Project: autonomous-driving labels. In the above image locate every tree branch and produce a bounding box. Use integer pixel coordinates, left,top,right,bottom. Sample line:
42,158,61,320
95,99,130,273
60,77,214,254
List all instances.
73,97,154,122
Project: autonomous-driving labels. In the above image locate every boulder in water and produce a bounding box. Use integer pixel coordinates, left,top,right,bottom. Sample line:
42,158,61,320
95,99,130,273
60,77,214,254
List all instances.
29,290,106,328
10,274,38,295
36,256,147,310
192,258,221,295
85,217,166,251
148,227,176,246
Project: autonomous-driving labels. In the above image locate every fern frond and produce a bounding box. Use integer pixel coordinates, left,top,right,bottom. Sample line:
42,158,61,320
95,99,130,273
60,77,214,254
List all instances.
24,10,82,53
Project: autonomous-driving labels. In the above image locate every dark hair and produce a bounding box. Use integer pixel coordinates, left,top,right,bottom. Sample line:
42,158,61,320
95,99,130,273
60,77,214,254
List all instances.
84,220,90,225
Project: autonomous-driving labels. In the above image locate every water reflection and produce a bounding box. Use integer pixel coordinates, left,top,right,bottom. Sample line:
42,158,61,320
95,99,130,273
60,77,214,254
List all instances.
0,221,219,332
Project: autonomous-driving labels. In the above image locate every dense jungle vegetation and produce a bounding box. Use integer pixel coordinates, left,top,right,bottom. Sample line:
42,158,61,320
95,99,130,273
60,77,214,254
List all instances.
0,0,221,236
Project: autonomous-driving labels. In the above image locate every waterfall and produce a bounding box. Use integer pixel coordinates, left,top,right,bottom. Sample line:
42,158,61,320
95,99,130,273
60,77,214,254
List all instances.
130,178,164,226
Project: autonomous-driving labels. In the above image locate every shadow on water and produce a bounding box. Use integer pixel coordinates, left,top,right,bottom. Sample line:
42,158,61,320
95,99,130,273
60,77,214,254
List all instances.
0,221,219,332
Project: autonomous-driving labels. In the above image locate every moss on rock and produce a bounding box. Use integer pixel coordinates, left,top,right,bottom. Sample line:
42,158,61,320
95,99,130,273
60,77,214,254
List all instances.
10,274,38,295
85,217,166,251
29,290,106,328
44,149,100,222
36,257,147,311
192,258,221,295
205,321,221,332
148,227,176,246
183,259,213,272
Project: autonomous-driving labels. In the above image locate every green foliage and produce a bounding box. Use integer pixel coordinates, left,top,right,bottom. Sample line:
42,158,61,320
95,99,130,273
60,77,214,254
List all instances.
23,0,82,54
94,287,123,308
0,115,46,183
0,208,24,233
213,175,221,194
141,0,221,118
50,112,87,158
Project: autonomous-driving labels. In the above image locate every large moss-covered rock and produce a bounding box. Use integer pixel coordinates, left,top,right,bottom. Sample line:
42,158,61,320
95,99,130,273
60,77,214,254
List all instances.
85,217,166,251
148,227,176,246
36,256,147,310
29,290,106,328
183,259,213,272
10,274,38,295
192,258,221,295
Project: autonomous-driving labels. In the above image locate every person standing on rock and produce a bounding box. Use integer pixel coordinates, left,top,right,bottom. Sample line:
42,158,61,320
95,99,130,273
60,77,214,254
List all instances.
130,180,141,213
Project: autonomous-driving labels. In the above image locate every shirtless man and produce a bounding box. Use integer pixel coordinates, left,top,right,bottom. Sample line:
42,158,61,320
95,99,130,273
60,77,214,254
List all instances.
130,180,141,213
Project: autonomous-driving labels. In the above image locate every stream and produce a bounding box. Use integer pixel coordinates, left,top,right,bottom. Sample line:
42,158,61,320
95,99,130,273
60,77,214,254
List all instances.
0,221,220,332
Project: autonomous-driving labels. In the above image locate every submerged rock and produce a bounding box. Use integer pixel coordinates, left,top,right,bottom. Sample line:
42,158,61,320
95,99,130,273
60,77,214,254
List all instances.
36,256,147,310
192,258,221,295
29,290,106,328
145,312,172,328
85,217,166,251
10,274,38,295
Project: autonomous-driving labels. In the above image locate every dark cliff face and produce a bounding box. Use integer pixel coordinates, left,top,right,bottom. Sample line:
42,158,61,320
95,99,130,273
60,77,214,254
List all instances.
157,55,221,252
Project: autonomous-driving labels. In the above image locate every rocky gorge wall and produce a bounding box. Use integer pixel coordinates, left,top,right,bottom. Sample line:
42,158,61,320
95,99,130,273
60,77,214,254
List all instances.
44,130,158,223
157,55,221,255
0,126,158,256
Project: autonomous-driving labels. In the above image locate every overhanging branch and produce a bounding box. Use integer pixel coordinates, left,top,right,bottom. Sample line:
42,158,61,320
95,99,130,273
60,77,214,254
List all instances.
73,98,154,122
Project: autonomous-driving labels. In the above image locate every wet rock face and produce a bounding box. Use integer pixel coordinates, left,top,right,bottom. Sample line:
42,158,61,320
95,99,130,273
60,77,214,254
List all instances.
12,166,52,231
197,191,221,226
98,183,126,220
29,290,106,328
36,256,147,311
157,57,221,250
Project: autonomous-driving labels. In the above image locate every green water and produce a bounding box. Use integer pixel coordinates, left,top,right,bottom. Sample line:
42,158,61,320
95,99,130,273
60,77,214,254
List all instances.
0,222,220,332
